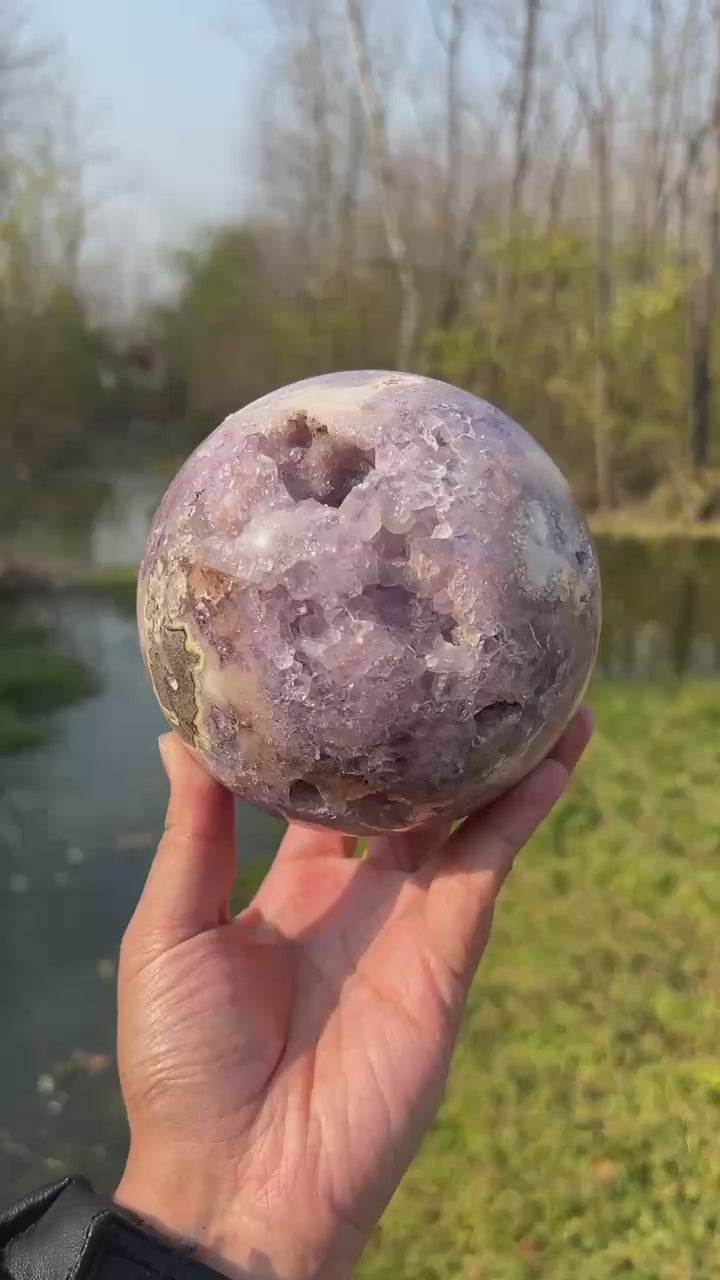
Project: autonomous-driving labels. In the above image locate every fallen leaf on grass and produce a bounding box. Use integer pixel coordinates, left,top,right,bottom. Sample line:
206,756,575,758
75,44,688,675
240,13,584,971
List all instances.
592,1157,621,1185
518,1240,541,1259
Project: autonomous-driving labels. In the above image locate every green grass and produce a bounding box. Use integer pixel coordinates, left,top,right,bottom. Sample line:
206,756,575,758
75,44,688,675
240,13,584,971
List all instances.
75,565,139,590
346,683,720,1277
0,613,96,753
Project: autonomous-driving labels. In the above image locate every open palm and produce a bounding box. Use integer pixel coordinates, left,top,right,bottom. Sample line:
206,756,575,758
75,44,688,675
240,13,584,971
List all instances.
116,713,591,1280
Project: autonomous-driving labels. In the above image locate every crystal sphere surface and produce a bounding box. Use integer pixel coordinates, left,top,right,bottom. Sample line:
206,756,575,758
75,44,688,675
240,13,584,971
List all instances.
138,371,600,834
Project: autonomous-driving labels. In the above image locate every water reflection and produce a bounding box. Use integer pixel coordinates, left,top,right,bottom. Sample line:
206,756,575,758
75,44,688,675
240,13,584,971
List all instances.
0,591,283,1202
0,471,167,574
90,474,166,570
596,538,720,680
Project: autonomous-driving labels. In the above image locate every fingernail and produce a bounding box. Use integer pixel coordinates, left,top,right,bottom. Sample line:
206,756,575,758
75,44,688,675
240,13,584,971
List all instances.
158,735,171,778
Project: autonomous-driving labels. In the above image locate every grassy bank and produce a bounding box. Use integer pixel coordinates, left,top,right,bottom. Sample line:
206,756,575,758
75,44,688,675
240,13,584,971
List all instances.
0,612,96,753
357,682,720,1277
589,514,720,541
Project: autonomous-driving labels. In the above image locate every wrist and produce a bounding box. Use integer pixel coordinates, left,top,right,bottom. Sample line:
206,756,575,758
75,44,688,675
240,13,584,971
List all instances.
116,1147,357,1280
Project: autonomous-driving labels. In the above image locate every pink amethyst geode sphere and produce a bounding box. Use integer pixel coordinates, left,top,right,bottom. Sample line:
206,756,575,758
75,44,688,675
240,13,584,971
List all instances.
138,371,600,835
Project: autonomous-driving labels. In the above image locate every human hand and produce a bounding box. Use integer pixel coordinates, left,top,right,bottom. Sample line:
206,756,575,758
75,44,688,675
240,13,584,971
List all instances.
115,708,593,1279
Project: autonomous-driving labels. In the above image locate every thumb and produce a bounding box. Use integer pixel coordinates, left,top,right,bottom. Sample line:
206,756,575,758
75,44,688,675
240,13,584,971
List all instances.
123,734,237,961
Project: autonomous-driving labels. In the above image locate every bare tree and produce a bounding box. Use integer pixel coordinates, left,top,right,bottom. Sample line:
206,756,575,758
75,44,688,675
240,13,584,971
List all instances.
546,103,581,232
570,0,615,509
690,0,720,477
0,1,47,227
629,0,701,271
429,0,467,325
0,2,85,306
254,0,351,284
302,1,336,252
645,0,667,258
345,0,420,368
216,0,720,506
337,89,365,282
510,0,541,229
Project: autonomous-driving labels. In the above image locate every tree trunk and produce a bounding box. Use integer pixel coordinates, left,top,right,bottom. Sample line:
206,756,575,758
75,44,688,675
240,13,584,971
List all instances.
337,91,365,284
594,116,614,509
546,105,580,232
345,0,420,369
690,0,720,475
309,21,334,251
438,0,465,328
642,0,666,270
588,0,614,510
510,0,541,228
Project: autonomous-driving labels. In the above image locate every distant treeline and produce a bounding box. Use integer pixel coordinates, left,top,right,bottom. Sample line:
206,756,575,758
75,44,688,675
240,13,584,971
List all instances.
2,0,720,520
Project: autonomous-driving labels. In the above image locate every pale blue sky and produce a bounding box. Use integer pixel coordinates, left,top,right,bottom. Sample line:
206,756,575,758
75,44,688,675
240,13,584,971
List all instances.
30,0,272,293
22,0,523,313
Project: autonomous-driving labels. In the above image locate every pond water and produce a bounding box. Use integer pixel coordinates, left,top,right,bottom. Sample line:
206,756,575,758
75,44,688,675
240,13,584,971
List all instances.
1,523,719,1205
0,590,285,1203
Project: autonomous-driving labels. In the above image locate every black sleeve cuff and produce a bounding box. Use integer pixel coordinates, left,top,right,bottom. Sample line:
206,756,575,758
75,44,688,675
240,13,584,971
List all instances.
0,1177,227,1279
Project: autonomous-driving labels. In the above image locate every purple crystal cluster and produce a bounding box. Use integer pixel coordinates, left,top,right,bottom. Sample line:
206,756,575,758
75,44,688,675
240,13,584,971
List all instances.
138,372,600,834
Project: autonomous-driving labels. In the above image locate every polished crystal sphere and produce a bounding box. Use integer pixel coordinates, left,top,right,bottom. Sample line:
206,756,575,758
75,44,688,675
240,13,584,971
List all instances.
138,372,600,834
